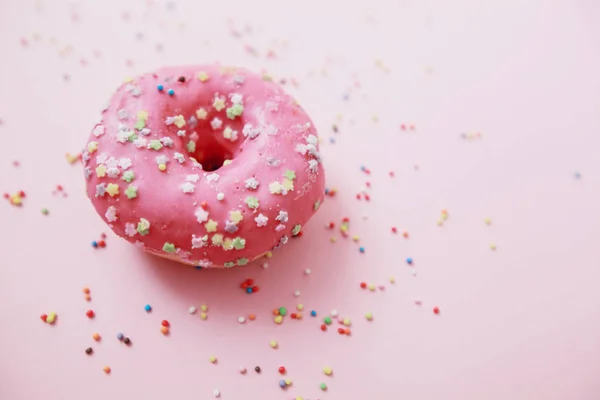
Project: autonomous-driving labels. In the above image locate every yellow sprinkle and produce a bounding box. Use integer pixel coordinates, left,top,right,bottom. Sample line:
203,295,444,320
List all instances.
87,142,99,153
490,243,497,251
200,312,208,320
295,397,303,400
205,220,218,233
211,234,224,246
158,163,166,171
10,195,22,206
173,115,186,128
352,235,359,242
274,315,283,324
340,225,348,233
223,159,232,166
106,183,119,197
322,366,333,375
46,312,57,324
368,284,376,291
222,238,233,251
200,304,208,312
229,210,243,224
282,178,294,191
330,236,337,243
296,304,304,311
389,276,396,284
343,318,351,326
196,108,208,119
209,355,217,363
484,218,492,225
123,77,133,83
269,340,278,348
197,71,210,82
95,164,107,178
212,97,226,111
285,379,292,385
137,110,149,120
265,251,273,258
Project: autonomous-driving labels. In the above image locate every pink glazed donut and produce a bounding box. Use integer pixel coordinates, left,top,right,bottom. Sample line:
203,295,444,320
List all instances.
83,65,325,268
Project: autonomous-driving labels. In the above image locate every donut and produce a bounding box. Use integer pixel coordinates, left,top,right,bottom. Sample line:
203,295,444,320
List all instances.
83,65,325,268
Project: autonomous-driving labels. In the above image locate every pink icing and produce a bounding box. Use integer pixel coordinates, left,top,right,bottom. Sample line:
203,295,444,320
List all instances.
83,65,325,268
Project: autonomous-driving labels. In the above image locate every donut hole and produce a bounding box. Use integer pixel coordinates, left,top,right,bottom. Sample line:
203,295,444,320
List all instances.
192,141,233,172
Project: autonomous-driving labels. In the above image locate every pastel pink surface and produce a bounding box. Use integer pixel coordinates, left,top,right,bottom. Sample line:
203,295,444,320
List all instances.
84,64,324,267
1,1,600,400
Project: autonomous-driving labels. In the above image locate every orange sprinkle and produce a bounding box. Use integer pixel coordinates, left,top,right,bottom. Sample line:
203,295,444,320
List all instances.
84,294,91,301
296,312,303,320
92,333,101,341
272,308,280,316
103,366,111,374
248,314,256,321
160,326,169,335
82,287,90,294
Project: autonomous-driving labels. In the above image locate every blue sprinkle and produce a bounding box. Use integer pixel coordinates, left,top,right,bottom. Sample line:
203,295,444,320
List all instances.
329,137,335,143
279,380,287,388
359,246,365,253
324,188,329,195
195,265,203,270
91,241,98,248
157,84,164,91
574,172,582,179
311,310,317,317
116,332,124,341
246,287,253,294
167,88,175,96
406,257,413,264
360,165,366,171
144,304,152,312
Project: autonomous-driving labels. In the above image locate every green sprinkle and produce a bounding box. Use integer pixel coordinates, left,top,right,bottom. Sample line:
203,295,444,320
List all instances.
127,132,138,142
187,140,196,153
284,169,296,180
237,257,249,266
226,104,244,119
320,383,327,391
224,261,235,268
134,119,146,130
122,170,135,183
292,224,302,236
41,208,49,215
148,140,163,150
245,196,259,209
162,242,176,253
232,237,246,250
324,316,332,325
137,218,150,235
279,307,287,316
125,185,137,199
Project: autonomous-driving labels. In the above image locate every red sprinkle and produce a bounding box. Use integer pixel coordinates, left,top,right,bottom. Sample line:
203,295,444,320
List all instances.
2,193,8,199
251,286,259,293
56,185,63,191
433,307,440,315
320,324,327,332
328,222,335,229
161,320,170,327
356,193,362,200
360,282,367,289
240,282,249,289
290,313,297,319
200,201,208,210
364,194,370,201
245,279,254,286
40,314,48,322
278,366,286,374
391,227,397,234
98,240,106,248
86,310,95,319
337,328,345,334
342,217,350,223
19,191,26,198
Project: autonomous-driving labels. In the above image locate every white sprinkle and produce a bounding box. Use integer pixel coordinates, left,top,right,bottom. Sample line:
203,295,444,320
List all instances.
106,167,120,178
173,153,185,163
304,268,311,275
293,290,301,297
239,366,247,374
330,309,338,317
262,262,269,269
210,117,223,130
411,269,417,276
84,167,92,180
213,388,220,398
238,316,246,324
254,213,268,227
177,130,186,137
105,206,118,222
245,177,259,190
133,137,147,148
217,192,225,201
140,128,151,136
186,174,200,183
105,157,118,168
195,208,209,223
188,306,197,314
181,182,195,193
155,155,169,165
117,109,129,120
93,125,105,137
118,158,132,170
159,137,174,147
206,173,219,182
275,224,286,232
125,223,137,237
275,211,289,223
230,93,243,104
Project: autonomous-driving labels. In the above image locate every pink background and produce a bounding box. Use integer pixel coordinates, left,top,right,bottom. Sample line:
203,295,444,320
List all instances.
1,0,600,399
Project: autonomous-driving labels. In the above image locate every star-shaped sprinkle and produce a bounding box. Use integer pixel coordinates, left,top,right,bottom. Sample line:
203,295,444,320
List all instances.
255,214,268,227
163,242,176,253
105,206,118,222
87,142,99,153
229,210,243,224
211,234,224,246
226,104,244,120
237,258,249,266
106,183,119,197
122,170,135,183
125,185,137,199
222,238,234,251
210,117,223,130
93,125,105,137
181,182,195,193
148,140,163,150
269,181,283,195
95,164,107,178
224,261,235,268
137,218,150,235
187,141,196,153
196,108,208,119
125,223,137,237
212,97,226,111
95,183,107,197
245,177,259,190
173,115,186,129
205,219,218,233
195,207,209,223
197,71,210,82
282,179,294,191
292,224,302,236
224,221,239,234
245,196,259,209
232,237,246,250
284,170,296,180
